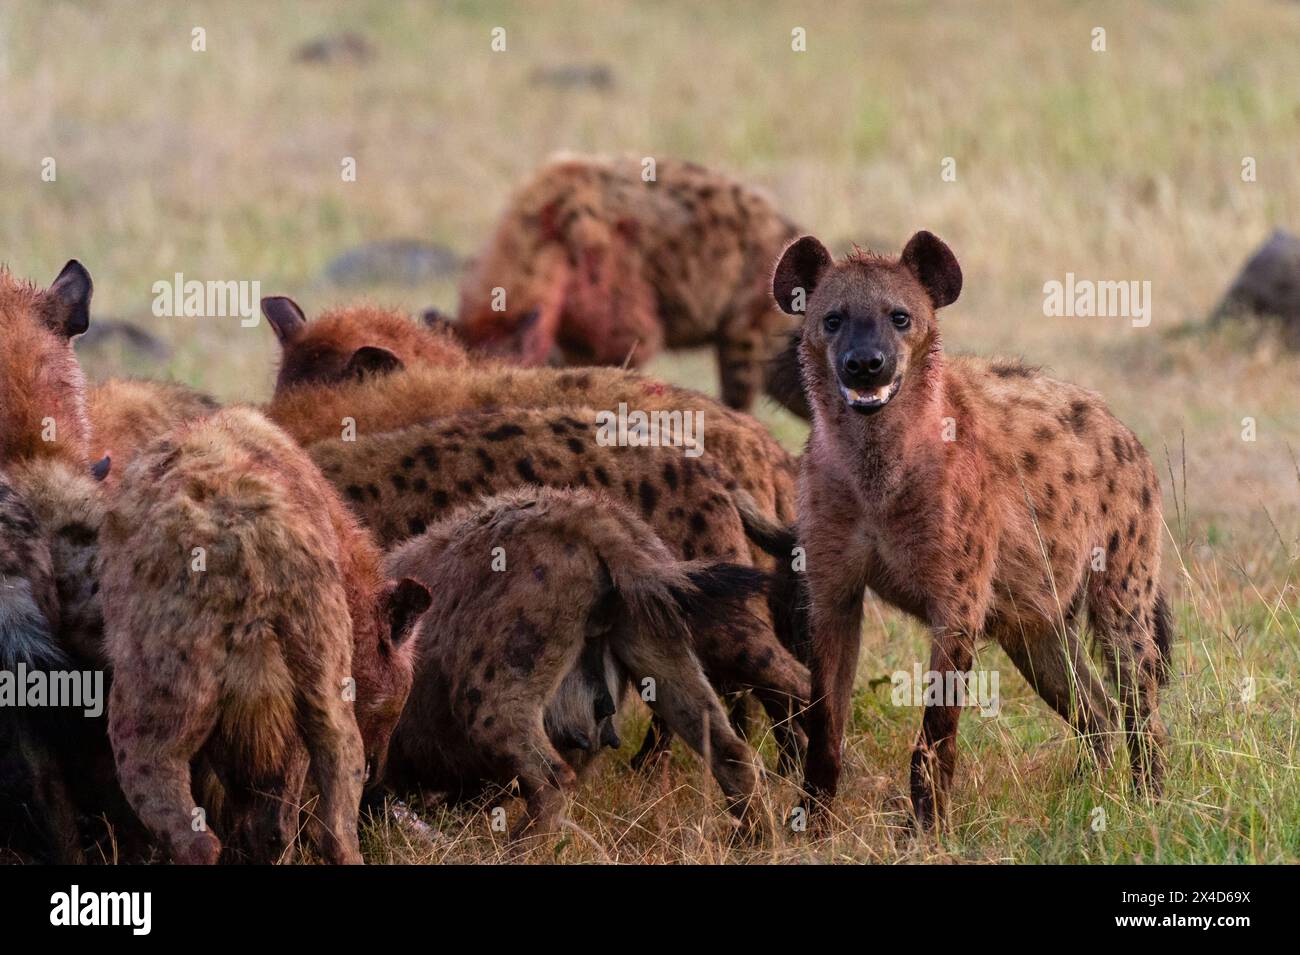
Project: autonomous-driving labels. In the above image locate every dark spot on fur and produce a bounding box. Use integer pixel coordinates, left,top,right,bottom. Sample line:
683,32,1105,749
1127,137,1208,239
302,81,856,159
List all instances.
516,458,541,483
483,424,525,441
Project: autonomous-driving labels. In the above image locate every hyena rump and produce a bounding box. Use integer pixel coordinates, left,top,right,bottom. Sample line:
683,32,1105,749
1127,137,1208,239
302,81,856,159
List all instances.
307,407,810,771
383,487,764,839
774,231,1171,827
455,154,805,413
101,408,429,864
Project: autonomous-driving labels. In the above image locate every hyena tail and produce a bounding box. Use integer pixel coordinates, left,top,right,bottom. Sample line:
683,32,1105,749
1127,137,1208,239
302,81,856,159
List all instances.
732,489,809,663
0,577,66,671
1153,591,1174,685
732,489,797,559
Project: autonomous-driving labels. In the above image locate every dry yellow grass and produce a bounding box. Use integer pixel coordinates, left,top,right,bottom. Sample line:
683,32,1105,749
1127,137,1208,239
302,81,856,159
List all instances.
1,0,1295,863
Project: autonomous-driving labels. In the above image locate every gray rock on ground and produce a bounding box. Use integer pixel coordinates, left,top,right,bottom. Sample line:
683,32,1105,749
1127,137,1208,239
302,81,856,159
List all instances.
1213,229,1300,347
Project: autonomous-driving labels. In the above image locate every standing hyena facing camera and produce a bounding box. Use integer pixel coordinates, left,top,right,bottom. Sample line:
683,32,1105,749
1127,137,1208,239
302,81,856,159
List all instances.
456,154,806,414
775,231,1171,828
100,408,429,864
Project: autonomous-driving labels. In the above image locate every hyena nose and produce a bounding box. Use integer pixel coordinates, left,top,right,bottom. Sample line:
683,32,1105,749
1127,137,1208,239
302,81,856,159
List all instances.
841,349,888,383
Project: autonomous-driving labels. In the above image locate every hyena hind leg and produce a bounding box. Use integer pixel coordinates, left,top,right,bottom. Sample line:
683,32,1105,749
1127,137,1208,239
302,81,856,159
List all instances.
1087,587,1169,797
108,680,222,865
615,627,759,827
294,684,365,865
997,621,1119,775
504,730,579,844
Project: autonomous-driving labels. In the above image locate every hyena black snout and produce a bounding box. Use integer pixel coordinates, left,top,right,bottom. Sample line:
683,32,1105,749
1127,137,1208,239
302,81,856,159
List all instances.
599,720,621,750
836,322,897,391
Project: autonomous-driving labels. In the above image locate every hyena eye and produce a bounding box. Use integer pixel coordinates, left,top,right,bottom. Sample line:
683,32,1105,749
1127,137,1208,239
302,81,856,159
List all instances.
823,312,843,333
890,310,911,329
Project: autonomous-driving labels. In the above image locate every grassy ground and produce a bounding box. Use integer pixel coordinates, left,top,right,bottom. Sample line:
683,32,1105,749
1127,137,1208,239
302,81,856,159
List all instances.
3,0,1297,863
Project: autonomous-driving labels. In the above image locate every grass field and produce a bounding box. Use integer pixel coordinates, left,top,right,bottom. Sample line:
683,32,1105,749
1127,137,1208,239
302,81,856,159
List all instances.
3,0,1297,863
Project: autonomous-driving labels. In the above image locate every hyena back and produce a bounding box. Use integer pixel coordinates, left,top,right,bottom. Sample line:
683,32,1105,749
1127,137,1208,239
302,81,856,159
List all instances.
775,231,1171,826
101,408,427,864
384,486,765,840
261,301,799,530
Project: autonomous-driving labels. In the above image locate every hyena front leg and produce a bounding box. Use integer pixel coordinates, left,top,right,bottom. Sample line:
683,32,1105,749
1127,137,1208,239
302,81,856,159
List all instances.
295,683,365,865
910,624,976,830
801,577,868,814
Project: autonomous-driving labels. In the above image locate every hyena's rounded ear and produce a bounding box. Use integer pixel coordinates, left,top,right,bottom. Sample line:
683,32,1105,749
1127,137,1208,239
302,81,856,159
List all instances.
773,236,832,315
420,307,455,334
261,296,308,346
343,346,403,382
383,578,432,648
46,260,93,338
900,231,962,308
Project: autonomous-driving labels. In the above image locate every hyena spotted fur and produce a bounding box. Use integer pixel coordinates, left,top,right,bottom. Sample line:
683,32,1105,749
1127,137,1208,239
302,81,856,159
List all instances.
0,261,94,469
383,486,765,840
453,154,805,414
100,408,430,864
0,457,149,862
774,231,1171,827
307,407,810,772
261,299,799,533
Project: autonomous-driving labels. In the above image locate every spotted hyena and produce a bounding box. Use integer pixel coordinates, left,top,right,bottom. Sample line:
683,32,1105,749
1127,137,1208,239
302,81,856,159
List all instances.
452,155,804,414
774,231,1171,827
100,408,429,864
383,486,765,840
0,456,151,863
260,299,798,530
0,466,79,862
0,261,94,469
86,379,220,487
307,407,810,772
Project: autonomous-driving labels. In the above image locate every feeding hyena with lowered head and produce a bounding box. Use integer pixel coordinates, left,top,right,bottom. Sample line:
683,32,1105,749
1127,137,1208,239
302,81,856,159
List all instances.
382,486,765,841
774,230,1171,828
453,154,806,414
305,407,811,771
100,408,429,864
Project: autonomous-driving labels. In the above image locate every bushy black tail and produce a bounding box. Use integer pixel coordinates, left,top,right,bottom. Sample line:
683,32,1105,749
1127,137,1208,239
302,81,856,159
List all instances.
1153,591,1174,685
669,563,768,639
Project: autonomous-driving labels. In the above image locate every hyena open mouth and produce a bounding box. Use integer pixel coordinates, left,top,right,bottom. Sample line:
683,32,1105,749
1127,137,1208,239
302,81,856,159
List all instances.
839,377,901,414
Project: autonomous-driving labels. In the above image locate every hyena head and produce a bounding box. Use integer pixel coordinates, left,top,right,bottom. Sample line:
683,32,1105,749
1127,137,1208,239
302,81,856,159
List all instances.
0,261,93,467
774,231,961,417
544,636,623,760
456,242,568,366
350,577,431,787
261,297,469,395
